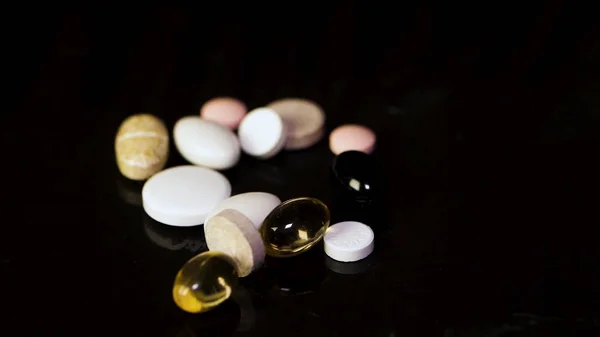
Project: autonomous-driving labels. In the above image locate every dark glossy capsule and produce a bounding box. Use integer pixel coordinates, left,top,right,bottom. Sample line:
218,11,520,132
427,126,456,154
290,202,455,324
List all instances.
331,150,384,204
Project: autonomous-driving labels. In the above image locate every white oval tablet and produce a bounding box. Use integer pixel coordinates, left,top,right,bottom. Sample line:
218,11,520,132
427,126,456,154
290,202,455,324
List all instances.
205,192,281,229
205,209,265,277
238,108,287,159
142,165,231,226
324,221,374,262
267,98,325,150
173,116,241,170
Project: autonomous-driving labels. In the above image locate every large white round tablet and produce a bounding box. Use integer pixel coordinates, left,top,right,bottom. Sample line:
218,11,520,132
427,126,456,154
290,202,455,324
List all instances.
205,192,281,229
173,116,241,170
324,221,374,262
238,108,287,159
142,165,231,226
267,98,325,150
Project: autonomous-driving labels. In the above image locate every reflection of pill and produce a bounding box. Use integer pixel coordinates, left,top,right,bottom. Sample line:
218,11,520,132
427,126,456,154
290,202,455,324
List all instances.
324,221,374,262
325,254,372,275
200,97,247,129
238,108,287,159
205,209,265,277
142,166,231,226
174,116,241,170
267,98,325,150
329,124,376,155
231,286,256,332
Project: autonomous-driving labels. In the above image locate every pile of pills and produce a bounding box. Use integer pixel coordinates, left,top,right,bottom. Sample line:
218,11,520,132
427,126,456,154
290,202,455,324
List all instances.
115,97,380,314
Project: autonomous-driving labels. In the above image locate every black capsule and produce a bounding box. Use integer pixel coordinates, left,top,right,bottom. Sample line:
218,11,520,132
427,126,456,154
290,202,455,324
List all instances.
331,150,384,205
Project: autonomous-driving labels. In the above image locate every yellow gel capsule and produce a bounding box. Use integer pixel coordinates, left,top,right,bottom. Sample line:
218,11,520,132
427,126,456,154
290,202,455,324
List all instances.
260,197,330,257
172,251,239,313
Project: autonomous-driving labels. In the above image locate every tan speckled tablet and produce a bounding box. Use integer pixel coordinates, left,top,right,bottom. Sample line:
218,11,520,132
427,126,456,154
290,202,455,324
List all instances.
115,114,169,180
267,98,325,150
204,209,265,277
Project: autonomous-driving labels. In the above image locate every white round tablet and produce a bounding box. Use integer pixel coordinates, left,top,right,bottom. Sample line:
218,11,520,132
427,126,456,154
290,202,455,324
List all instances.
324,221,374,262
238,108,287,159
205,192,281,230
173,116,241,170
267,98,325,150
142,165,231,226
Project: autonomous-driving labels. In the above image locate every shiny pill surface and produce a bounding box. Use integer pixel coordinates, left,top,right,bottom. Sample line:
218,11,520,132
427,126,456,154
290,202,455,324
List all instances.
260,197,330,257
172,251,239,313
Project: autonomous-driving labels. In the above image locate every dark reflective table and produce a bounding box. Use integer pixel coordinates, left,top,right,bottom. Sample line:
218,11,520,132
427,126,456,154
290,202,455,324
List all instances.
4,2,600,336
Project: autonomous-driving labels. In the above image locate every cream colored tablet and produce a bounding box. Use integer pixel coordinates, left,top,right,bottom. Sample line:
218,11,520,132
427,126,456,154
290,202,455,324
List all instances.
205,192,281,229
173,116,241,170
267,98,325,150
204,209,265,277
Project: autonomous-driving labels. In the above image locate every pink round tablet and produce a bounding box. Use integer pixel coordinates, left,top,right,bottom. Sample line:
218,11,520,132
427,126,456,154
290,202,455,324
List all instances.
200,97,247,129
329,124,376,155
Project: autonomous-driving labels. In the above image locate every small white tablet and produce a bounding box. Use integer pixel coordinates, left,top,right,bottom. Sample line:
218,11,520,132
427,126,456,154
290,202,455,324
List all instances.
238,108,287,159
324,221,374,262
142,166,231,226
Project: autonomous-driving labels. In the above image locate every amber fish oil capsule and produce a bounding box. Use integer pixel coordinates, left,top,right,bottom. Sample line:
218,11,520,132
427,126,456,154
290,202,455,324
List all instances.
260,197,330,257
172,251,239,313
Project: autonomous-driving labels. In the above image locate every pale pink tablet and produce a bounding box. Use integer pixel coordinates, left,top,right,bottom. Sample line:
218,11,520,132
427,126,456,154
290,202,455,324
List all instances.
200,97,247,129
329,124,376,155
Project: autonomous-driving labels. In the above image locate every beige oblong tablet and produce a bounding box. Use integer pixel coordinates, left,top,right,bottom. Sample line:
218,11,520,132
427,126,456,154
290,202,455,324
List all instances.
115,114,169,180
204,209,265,277
267,98,325,150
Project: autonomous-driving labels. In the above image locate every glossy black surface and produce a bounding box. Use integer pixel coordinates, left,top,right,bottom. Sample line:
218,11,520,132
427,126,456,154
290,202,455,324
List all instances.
5,2,600,336
331,150,385,205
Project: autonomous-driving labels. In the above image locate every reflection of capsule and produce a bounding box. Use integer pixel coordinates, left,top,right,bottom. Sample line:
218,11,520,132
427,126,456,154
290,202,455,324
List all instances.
174,286,257,335
329,193,389,238
177,298,240,337
115,175,144,206
143,214,206,252
264,245,328,296
231,286,256,332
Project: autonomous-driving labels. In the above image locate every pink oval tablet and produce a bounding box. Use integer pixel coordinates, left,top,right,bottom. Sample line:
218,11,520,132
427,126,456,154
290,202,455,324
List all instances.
329,124,376,155
200,97,247,129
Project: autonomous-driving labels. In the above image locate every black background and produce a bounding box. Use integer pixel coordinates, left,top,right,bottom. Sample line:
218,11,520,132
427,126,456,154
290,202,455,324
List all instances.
4,1,600,336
